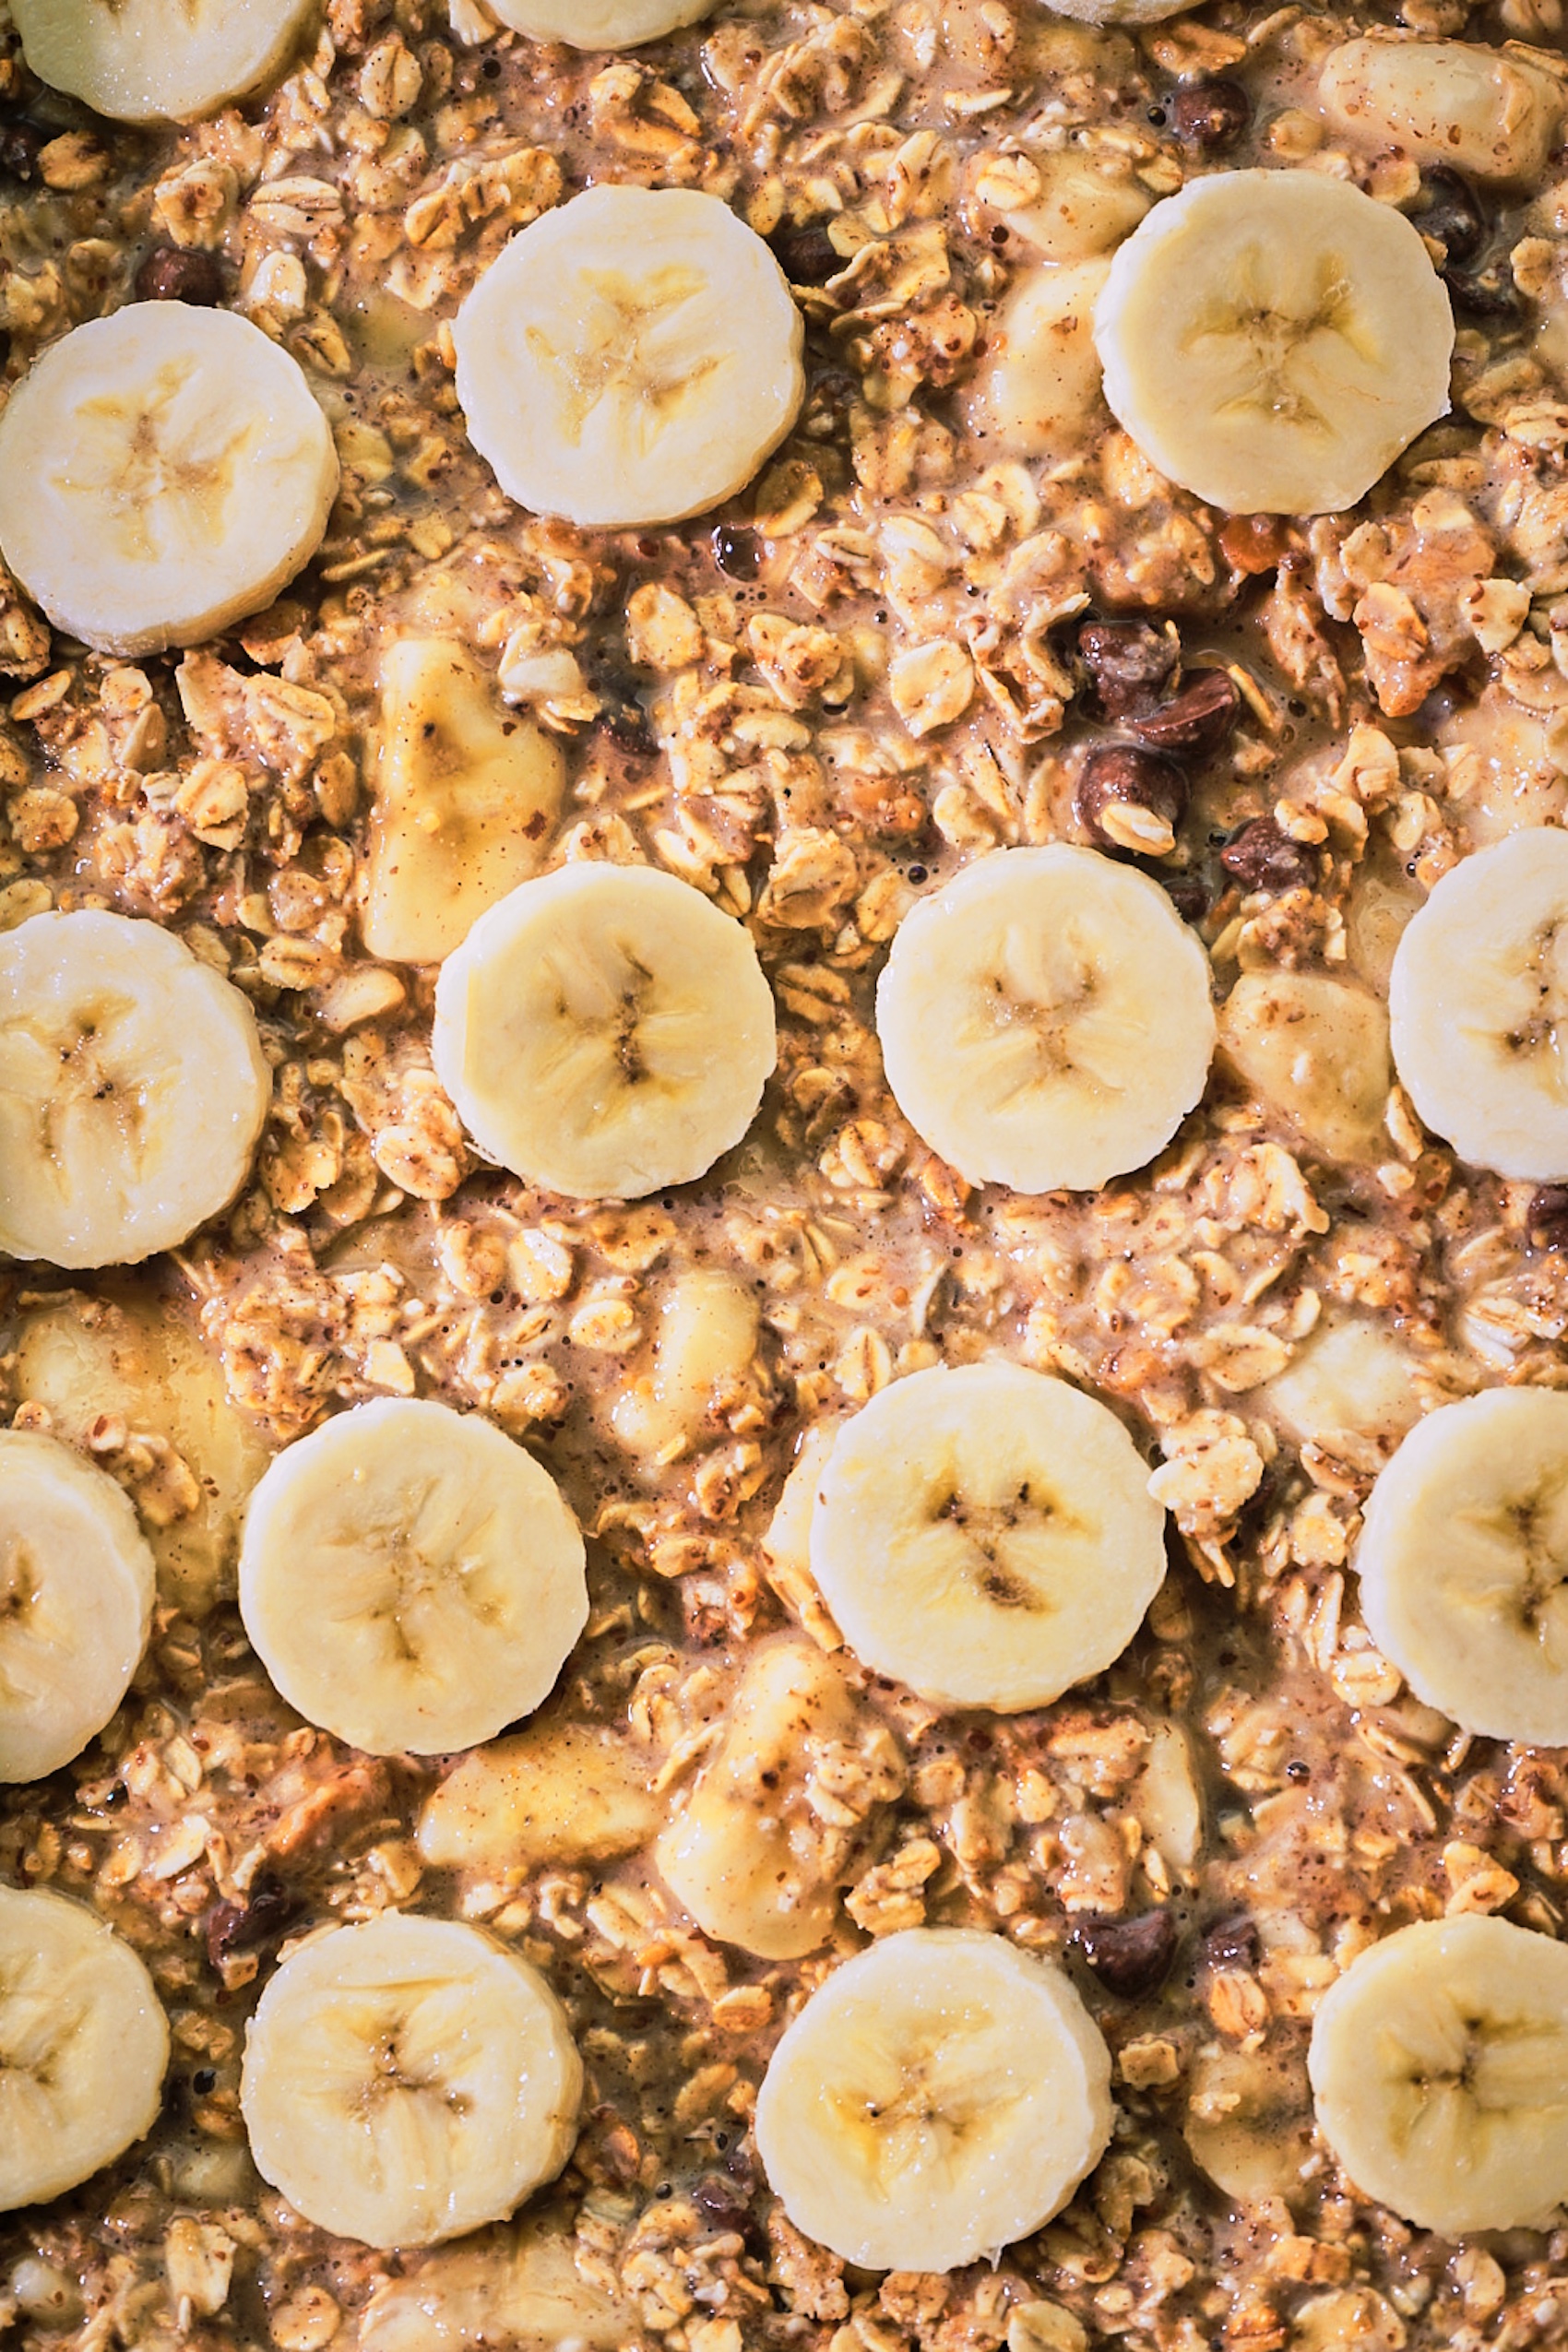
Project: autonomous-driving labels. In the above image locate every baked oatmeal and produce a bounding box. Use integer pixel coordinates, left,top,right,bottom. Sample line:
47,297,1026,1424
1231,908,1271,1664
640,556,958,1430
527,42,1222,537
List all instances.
4,0,1568,2345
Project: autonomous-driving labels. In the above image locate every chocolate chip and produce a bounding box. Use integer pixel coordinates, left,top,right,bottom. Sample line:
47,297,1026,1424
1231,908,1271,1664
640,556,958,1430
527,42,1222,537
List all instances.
1219,815,1316,895
712,525,761,580
1161,874,1209,923
1075,743,1188,852
204,1871,303,1969
1527,1187,1568,1253
1077,1907,1178,1999
1418,167,1488,269
693,2173,750,2224
1171,77,1250,154
769,225,839,285
0,122,42,184
1127,669,1241,762
135,246,224,306
1445,259,1530,323
1203,1913,1260,1970
1077,618,1177,720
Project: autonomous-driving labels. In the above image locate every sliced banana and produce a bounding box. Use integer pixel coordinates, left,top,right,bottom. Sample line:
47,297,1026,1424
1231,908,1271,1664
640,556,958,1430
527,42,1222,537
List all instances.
999,153,1152,263
965,260,1111,460
754,1927,1113,2272
1309,1916,1568,2234
16,1292,271,1620
1218,969,1391,1165
0,305,339,659
360,2219,631,2352
1389,827,1568,1180
1094,170,1454,517
487,0,716,48
1355,1386,1568,1745
1264,1316,1421,1457
657,1639,874,1958
0,1884,169,2210
13,0,316,124
809,1360,1167,1712
433,863,778,1201
454,186,805,529
875,846,1215,1194
0,910,270,1271
417,1719,660,1875
240,1912,582,2249
364,641,565,968
0,1430,156,1783
1321,38,1563,186
239,1397,588,1756
610,1267,760,1458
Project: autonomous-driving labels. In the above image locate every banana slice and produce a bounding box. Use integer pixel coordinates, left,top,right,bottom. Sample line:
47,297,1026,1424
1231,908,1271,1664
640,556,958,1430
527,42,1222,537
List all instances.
240,1912,582,2249
1308,1916,1568,2234
1321,38,1563,186
1355,1386,1568,1745
1389,828,1568,1180
16,1292,271,1621
453,186,805,529
0,1884,169,2210
1094,171,1454,517
487,0,716,48
0,910,270,1271
432,863,778,1201
238,1397,588,1756
0,1430,156,1783
13,0,316,124
809,1360,1167,1712
0,305,338,659
364,641,565,968
1218,969,1392,1165
875,847,1215,1194
657,1639,875,1958
417,1719,661,1877
965,260,1111,460
754,1927,1113,2272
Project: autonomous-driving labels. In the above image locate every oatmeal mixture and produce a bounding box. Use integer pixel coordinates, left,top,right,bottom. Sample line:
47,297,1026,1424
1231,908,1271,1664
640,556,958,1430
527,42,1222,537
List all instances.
6,0,1568,2346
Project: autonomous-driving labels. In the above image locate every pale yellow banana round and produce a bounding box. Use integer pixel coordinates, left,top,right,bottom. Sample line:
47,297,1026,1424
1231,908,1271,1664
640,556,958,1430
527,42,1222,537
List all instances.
0,304,339,658
875,846,1216,1194
239,1397,588,1756
1356,1386,1568,1745
1321,38,1562,187
1094,170,1454,516
488,0,716,46
0,1884,169,2210
433,862,778,1201
1309,1917,1568,2235
13,0,317,123
754,1927,1113,2272
809,1360,1167,1712
0,1431,156,1783
240,1912,583,2249
1389,827,1568,1180
454,186,805,529
0,910,270,1270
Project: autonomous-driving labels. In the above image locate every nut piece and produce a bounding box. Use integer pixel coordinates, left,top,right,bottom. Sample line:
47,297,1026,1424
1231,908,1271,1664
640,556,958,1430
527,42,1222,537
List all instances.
1127,669,1241,760
1171,78,1251,153
1075,743,1188,857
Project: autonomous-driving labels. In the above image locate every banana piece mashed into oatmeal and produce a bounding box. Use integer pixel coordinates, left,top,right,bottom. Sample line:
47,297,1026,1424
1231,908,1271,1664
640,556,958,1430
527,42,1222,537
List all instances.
7,0,1568,2346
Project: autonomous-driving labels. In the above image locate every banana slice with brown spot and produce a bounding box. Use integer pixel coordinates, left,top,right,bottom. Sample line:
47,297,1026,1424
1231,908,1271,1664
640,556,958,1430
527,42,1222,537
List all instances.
14,0,317,125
